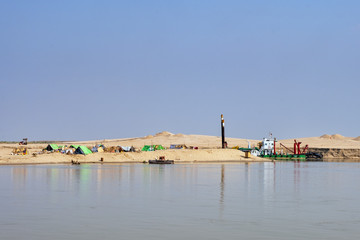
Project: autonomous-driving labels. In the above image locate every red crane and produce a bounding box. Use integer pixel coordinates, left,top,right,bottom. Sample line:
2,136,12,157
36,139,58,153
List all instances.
280,139,308,154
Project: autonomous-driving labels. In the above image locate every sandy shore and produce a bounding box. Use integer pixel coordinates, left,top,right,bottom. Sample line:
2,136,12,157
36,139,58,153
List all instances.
0,149,267,165
1,132,359,165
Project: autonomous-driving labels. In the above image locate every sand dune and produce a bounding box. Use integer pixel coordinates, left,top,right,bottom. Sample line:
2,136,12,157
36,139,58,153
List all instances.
155,131,174,137
320,134,346,140
320,134,332,139
331,134,345,140
277,134,359,149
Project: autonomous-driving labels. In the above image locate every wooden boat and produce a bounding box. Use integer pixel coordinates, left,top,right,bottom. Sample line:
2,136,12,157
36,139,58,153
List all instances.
149,156,174,164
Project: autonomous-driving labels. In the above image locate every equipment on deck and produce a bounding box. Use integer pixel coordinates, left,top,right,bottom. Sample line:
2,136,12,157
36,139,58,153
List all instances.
279,140,308,155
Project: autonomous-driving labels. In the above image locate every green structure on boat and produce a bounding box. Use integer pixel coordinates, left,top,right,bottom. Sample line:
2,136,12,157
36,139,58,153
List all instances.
261,154,307,161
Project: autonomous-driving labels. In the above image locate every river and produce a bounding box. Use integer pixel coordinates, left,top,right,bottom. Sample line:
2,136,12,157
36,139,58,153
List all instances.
1,162,360,239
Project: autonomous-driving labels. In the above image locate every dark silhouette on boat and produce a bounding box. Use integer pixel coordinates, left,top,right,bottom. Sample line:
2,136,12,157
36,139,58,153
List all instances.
149,156,174,164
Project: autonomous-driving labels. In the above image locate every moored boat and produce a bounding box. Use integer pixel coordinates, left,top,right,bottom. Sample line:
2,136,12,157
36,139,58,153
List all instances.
148,156,174,164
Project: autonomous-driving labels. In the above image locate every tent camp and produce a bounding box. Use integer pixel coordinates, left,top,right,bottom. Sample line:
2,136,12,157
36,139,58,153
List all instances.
170,144,187,149
45,144,59,151
120,146,135,152
92,144,105,153
105,146,121,153
75,146,92,155
141,145,165,151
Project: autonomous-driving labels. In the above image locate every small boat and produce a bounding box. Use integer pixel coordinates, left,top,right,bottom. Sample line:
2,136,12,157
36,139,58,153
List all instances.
149,156,174,164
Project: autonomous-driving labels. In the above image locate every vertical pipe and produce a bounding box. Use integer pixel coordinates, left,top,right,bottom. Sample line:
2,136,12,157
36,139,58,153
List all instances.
221,114,225,148
297,142,301,155
274,138,276,155
294,140,297,155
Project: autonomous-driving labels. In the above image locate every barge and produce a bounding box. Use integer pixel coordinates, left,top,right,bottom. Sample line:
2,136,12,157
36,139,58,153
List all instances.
244,136,323,161
148,156,174,164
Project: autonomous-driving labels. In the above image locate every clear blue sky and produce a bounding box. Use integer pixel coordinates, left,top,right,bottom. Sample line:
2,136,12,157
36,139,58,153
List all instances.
1,0,359,141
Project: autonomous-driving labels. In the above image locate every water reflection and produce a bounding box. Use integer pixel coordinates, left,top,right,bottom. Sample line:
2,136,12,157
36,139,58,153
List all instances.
294,161,301,193
7,162,315,203
220,165,225,204
12,167,27,190
219,164,225,216
3,162,360,239
263,162,276,200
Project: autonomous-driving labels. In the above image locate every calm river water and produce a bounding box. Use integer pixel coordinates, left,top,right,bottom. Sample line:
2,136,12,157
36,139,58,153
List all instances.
1,162,360,240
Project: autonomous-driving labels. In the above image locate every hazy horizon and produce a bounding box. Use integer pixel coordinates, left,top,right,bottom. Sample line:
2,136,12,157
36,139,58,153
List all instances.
1,130,357,142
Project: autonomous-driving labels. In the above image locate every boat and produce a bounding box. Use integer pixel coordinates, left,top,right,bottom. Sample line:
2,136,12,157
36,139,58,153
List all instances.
243,135,323,161
148,156,174,164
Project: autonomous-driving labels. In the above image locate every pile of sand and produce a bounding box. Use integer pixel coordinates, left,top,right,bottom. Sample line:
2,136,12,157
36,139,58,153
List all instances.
320,134,331,139
155,131,174,137
331,134,345,140
174,133,185,137
353,136,360,141
144,135,154,139
320,134,345,140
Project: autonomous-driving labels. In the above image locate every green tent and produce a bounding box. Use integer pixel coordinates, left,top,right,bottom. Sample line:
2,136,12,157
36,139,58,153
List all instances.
46,144,59,151
141,145,165,151
70,145,80,149
142,145,154,151
75,146,92,155
154,145,165,150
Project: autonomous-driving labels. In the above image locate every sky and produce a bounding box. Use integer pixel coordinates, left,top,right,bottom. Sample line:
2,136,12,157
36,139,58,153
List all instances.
1,0,360,141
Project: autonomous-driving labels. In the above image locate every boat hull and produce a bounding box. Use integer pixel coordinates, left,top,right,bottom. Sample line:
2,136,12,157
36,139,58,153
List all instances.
148,160,174,164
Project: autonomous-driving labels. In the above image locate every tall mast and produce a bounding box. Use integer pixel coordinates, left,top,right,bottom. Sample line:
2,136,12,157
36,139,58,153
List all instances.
221,114,225,148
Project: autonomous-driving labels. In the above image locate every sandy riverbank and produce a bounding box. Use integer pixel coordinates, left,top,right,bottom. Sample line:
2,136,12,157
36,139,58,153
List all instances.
0,149,267,165
1,132,359,165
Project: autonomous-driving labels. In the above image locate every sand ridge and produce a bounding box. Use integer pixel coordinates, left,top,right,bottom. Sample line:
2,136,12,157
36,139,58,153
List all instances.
353,136,360,141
